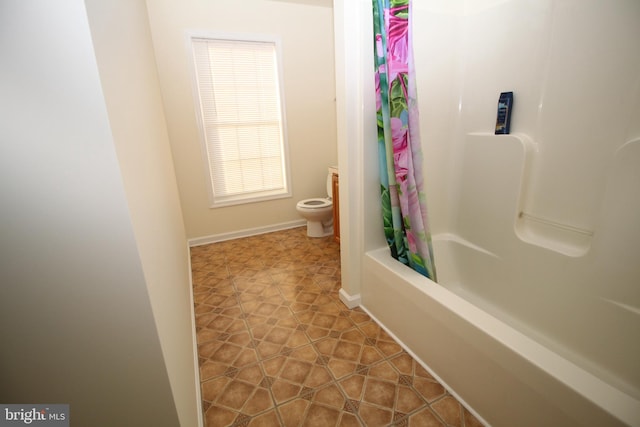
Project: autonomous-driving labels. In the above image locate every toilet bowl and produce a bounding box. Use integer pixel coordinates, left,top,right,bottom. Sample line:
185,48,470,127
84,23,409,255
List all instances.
296,174,334,237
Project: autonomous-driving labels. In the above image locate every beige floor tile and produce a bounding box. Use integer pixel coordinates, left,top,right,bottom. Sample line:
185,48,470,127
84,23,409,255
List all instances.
191,227,483,427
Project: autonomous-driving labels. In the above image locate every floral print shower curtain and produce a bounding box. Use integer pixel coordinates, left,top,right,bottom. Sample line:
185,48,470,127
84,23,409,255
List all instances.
373,0,437,280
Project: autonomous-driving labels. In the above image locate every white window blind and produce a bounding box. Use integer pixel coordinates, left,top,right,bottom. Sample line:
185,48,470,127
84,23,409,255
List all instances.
190,36,291,206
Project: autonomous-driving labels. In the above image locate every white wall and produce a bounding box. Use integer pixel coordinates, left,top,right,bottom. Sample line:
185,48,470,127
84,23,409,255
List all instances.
332,0,374,307
435,0,640,401
146,0,338,239
0,1,180,426
411,0,640,242
85,0,200,425
446,0,640,240
412,1,464,234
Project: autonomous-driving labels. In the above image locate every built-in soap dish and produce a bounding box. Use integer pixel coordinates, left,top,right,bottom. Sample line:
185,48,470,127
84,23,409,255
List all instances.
515,212,592,257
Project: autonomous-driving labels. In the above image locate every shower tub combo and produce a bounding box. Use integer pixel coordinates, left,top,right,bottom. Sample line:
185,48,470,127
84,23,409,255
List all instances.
361,134,640,426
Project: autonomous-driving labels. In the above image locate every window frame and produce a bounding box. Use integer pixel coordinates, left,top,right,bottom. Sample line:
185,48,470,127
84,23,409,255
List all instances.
186,31,293,208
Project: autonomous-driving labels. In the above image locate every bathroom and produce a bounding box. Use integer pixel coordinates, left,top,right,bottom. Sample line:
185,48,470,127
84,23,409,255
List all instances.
2,0,638,426
176,0,639,423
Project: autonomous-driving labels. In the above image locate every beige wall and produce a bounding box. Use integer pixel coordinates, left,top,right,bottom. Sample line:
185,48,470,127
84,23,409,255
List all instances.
0,1,180,425
85,0,200,425
146,0,338,239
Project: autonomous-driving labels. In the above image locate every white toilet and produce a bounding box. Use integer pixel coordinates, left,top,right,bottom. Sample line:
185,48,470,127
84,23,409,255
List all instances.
296,173,334,237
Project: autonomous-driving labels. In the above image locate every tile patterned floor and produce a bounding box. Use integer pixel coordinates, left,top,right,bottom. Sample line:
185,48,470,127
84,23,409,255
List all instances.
190,227,484,427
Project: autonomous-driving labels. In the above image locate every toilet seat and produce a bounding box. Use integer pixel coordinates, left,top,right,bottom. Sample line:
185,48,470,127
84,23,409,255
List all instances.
295,172,335,237
296,198,332,209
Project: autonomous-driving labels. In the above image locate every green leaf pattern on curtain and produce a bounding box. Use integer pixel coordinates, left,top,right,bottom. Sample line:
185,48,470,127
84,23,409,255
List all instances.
373,0,437,281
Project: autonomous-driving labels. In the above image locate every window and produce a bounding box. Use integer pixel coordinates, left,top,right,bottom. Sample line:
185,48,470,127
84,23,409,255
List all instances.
188,33,291,207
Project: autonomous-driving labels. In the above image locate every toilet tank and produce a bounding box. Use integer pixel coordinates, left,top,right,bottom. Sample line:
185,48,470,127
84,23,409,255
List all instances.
327,173,333,199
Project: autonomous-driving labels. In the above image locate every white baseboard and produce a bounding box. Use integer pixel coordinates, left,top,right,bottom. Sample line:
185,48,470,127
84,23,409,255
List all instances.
339,288,361,309
186,244,204,427
188,219,307,247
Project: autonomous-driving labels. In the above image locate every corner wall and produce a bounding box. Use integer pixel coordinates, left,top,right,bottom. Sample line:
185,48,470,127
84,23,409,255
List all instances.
85,0,201,425
0,1,180,425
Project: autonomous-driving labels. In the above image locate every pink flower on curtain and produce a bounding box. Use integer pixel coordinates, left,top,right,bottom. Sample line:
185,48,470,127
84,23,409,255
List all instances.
391,117,409,182
385,7,409,83
406,228,418,253
405,188,422,253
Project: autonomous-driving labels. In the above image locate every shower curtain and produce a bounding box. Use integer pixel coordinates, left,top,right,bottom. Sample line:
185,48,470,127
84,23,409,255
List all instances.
373,0,436,281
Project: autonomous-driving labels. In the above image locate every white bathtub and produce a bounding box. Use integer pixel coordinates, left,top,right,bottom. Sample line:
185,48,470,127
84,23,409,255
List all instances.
361,235,640,427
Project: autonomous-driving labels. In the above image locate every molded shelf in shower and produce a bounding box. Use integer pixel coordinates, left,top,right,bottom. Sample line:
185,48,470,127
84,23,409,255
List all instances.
515,212,593,257
460,132,594,258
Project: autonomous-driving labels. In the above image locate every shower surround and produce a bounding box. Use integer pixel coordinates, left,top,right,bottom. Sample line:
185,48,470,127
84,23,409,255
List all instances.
333,0,640,426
